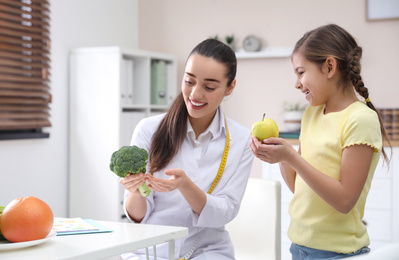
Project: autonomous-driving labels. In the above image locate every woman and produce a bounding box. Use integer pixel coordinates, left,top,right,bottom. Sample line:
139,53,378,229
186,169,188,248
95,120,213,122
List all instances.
119,38,254,260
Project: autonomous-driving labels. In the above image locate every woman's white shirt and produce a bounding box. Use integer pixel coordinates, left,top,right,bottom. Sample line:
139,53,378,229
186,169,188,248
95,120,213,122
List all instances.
122,107,254,259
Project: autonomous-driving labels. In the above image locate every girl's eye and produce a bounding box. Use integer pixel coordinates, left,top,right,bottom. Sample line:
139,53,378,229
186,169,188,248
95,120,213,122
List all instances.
205,86,216,91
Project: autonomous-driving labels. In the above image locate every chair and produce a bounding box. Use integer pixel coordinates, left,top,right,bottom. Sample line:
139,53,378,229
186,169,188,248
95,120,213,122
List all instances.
226,178,281,260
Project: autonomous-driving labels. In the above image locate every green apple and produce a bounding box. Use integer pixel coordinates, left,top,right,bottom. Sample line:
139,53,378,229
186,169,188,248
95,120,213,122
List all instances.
251,113,279,141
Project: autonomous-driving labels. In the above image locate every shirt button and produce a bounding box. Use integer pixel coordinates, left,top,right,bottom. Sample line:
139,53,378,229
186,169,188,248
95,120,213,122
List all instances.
186,207,191,212
192,176,197,181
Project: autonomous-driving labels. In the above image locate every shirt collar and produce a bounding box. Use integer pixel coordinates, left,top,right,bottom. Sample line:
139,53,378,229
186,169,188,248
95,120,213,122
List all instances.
187,106,225,141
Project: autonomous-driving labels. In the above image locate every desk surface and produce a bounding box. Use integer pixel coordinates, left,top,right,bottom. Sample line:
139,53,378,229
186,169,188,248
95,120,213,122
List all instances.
0,220,188,260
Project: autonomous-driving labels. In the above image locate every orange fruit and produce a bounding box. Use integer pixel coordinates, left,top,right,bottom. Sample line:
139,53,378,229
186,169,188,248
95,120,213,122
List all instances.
0,196,54,242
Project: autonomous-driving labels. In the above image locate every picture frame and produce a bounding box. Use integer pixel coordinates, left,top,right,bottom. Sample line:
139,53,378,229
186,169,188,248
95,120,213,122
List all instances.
366,0,399,20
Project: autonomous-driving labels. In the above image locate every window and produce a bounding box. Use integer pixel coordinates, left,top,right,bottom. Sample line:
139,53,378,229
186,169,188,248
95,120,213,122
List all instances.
0,0,51,140
367,0,399,20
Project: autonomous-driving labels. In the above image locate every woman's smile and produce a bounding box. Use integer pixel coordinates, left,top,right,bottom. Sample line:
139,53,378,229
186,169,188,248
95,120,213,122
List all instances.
189,98,207,109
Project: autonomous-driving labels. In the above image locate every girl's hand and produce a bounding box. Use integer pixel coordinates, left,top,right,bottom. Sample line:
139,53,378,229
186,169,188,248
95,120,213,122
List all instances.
249,137,295,164
146,169,189,192
119,173,147,194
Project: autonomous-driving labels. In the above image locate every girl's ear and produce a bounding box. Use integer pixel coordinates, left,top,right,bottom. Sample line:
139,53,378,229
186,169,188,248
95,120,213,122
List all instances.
225,79,236,96
325,57,337,79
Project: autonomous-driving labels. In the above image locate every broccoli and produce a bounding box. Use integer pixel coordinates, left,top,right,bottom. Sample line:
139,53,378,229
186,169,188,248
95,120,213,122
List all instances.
109,145,151,197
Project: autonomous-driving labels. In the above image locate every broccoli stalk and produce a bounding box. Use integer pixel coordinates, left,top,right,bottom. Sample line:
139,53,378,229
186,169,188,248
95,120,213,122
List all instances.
109,145,151,197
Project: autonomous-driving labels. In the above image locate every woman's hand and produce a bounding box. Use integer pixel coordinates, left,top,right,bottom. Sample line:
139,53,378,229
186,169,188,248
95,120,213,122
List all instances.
120,173,148,222
249,137,296,164
147,169,206,215
119,173,147,194
146,169,189,192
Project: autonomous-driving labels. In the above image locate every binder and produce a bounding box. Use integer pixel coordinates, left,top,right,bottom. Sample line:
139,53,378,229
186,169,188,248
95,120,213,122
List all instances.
151,60,167,105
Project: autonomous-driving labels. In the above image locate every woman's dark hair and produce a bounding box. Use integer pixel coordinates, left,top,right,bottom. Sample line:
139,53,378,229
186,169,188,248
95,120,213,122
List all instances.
293,24,391,162
149,38,237,173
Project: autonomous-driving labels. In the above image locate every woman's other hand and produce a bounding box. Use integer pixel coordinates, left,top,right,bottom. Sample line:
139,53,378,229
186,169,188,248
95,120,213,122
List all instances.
147,169,206,214
146,169,189,192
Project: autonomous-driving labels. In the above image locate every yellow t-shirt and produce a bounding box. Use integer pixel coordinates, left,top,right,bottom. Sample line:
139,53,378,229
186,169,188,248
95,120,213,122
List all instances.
288,101,382,253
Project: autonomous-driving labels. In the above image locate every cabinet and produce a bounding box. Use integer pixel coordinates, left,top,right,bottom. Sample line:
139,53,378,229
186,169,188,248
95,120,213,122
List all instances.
363,147,399,248
68,46,177,221
262,146,399,260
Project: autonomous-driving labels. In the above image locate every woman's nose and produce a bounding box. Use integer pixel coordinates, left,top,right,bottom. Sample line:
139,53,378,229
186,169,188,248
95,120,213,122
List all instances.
190,85,203,98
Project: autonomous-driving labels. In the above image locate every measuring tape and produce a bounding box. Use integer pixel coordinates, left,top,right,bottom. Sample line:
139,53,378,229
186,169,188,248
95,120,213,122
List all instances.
179,115,230,260
207,115,230,194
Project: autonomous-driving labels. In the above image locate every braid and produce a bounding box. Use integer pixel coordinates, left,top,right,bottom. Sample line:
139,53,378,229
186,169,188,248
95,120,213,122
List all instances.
347,46,391,162
347,47,369,100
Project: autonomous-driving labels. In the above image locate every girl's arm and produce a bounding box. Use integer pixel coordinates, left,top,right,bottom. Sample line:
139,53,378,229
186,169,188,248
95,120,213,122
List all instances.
251,137,374,213
289,144,373,214
279,161,296,193
280,145,301,193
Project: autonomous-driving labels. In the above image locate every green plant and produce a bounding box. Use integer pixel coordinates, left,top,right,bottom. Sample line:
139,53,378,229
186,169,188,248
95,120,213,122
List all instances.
225,35,234,44
210,35,219,41
109,145,151,197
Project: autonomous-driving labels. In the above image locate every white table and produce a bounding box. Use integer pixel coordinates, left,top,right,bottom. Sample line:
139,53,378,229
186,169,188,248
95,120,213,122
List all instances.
0,220,188,260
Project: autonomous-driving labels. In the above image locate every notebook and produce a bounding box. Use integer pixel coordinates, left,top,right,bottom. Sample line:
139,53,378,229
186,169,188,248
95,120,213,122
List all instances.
52,217,113,236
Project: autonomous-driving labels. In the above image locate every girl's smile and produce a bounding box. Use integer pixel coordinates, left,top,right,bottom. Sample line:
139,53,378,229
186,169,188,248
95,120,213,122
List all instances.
292,52,331,108
301,89,310,100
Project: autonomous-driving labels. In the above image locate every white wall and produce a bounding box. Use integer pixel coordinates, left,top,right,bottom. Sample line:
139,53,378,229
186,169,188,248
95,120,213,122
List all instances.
138,0,399,178
0,0,138,217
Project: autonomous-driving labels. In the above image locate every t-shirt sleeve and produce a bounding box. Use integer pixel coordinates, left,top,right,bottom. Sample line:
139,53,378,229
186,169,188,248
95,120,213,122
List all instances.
342,108,382,153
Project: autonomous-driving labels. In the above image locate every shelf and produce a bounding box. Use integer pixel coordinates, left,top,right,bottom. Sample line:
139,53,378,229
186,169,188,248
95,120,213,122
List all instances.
69,46,177,222
121,104,170,113
235,47,293,59
121,105,147,112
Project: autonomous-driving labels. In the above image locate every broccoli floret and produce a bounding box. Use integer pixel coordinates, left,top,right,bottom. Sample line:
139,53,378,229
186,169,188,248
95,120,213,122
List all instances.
109,145,151,197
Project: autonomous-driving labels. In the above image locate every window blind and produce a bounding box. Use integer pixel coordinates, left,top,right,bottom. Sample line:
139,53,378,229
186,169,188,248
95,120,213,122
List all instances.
0,0,51,139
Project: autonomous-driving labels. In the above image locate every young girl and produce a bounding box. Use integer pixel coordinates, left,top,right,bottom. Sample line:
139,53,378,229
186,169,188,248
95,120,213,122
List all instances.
250,24,391,259
119,39,254,260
